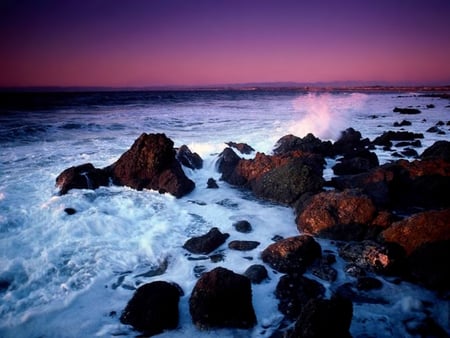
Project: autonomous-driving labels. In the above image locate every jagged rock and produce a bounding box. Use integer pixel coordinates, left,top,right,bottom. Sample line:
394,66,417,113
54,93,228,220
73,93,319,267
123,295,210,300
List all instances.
275,274,325,319
107,133,195,198
393,107,422,114
296,189,378,241
176,144,203,169
372,131,424,147
289,298,353,338
332,149,379,175
228,240,260,251
420,140,450,161
380,209,450,256
120,281,182,336
273,133,332,156
243,265,269,284
393,120,412,127
216,147,241,182
311,261,338,282
332,127,370,155
183,227,230,255
55,163,109,195
225,141,255,154
206,178,219,189
233,220,252,233
189,267,257,329
261,235,321,274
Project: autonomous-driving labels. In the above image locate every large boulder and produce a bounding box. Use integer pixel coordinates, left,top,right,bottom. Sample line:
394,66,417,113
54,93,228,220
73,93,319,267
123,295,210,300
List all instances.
296,189,378,241
55,163,109,195
289,298,353,338
332,149,379,175
107,133,195,198
183,227,230,255
273,133,332,156
380,209,450,256
332,127,370,155
420,140,450,162
189,267,257,329
216,147,241,182
120,281,182,336
261,235,321,274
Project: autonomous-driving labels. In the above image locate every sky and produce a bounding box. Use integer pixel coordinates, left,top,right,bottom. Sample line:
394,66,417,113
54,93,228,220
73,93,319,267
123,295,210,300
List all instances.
1,0,450,88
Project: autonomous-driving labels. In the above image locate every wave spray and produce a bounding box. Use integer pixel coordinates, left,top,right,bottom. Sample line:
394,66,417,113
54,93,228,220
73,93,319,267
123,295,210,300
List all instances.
289,93,368,140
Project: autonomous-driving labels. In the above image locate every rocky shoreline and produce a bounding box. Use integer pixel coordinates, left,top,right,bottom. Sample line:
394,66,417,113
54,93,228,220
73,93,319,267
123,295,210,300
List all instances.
56,116,450,336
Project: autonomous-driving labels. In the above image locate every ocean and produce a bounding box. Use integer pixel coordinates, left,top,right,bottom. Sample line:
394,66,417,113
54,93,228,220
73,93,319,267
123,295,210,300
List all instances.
0,90,448,337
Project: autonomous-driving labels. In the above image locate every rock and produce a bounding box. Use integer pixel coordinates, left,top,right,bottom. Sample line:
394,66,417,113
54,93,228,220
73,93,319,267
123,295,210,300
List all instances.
107,133,195,198
120,281,182,336
332,127,370,155
393,120,412,127
183,227,230,255
380,209,450,256
407,240,450,290
252,158,324,205
206,178,219,189
176,145,203,169
55,163,109,195
261,235,321,274
296,189,378,241
311,262,338,282
189,267,257,329
216,147,241,182
225,141,255,154
393,107,422,114
333,282,388,305
372,131,424,147
332,149,379,175
401,148,418,157
396,140,422,147
420,140,450,162
228,240,260,251
64,207,77,215
243,265,269,284
275,274,325,319
356,277,383,291
338,240,405,275
273,133,332,156
289,298,353,338
233,220,252,233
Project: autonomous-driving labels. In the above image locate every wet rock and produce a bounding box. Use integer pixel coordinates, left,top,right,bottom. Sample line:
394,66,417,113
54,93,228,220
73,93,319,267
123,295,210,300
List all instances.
393,107,421,114
332,127,370,155
206,178,219,189
183,227,230,255
228,240,260,251
356,277,383,291
225,141,255,154
107,133,195,198
275,274,325,319
216,147,241,182
426,126,445,134
311,262,338,282
405,316,449,337
243,264,269,284
408,240,450,290
344,263,366,278
120,281,182,336
296,189,378,241
64,207,77,215
401,148,418,157
233,220,252,233
176,144,203,169
393,120,412,127
332,149,379,175
261,235,321,274
372,131,424,147
56,163,109,195
338,240,405,275
333,282,388,305
273,133,333,156
396,140,422,147
420,140,450,161
289,298,353,338
189,267,257,329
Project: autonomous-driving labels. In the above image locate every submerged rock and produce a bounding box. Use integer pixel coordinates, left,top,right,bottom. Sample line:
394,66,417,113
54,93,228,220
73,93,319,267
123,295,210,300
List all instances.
189,267,257,329
206,177,219,189
183,227,230,255
56,163,109,195
120,281,182,336
393,107,422,114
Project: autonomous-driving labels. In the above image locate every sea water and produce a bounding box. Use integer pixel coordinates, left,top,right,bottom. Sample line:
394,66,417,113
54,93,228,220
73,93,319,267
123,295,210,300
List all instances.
0,90,448,337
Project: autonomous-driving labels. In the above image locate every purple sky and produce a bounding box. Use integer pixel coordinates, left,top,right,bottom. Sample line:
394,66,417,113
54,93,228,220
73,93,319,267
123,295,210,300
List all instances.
1,0,450,87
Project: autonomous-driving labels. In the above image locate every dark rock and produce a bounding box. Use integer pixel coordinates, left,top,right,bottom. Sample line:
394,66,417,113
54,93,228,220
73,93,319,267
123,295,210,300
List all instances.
261,235,321,274
426,126,444,134
396,140,422,147
189,267,256,329
228,240,260,251
311,262,338,282
183,227,230,255
401,148,418,157
56,163,109,195
405,316,449,337
332,127,370,155
252,157,324,205
206,178,219,189
393,107,422,114
275,274,325,319
0,279,11,293
344,263,366,278
420,140,450,161
338,240,405,275
380,209,450,256
233,220,252,233
289,298,353,338
107,133,195,198
332,149,379,175
356,277,383,291
372,131,424,147
393,120,412,127
426,104,435,109
120,281,182,336
333,282,388,304
64,207,77,215
273,133,333,156
225,141,255,154
176,144,203,169
243,265,269,284
216,147,241,182
408,240,450,290
296,189,378,241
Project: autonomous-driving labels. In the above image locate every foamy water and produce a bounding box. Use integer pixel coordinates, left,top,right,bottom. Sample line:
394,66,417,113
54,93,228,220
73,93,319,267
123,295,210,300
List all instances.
0,90,448,337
